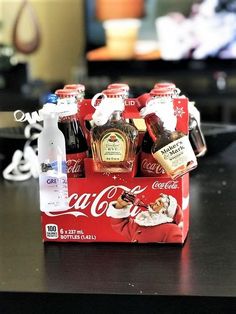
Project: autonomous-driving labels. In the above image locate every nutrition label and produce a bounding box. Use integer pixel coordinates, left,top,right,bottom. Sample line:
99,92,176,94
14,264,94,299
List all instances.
45,224,96,241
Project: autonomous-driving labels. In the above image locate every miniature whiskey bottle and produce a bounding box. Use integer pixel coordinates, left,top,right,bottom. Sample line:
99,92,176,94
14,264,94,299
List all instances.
90,88,139,173
141,91,198,179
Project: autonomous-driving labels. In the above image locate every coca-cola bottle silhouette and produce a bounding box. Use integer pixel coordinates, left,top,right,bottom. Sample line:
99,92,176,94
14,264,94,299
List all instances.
55,89,88,178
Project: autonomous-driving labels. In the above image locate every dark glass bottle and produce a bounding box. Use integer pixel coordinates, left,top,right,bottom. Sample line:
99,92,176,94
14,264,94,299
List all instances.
55,89,88,178
144,112,197,179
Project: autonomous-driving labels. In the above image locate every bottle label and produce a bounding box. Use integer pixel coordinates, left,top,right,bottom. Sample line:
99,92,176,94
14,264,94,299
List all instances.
40,160,67,174
57,98,78,118
152,136,197,177
100,132,126,162
39,160,68,212
66,152,87,178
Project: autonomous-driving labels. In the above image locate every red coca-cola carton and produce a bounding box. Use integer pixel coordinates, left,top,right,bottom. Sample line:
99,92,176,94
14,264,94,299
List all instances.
41,96,191,244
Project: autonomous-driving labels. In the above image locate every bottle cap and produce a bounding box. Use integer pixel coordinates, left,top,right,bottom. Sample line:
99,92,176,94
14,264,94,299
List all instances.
64,84,85,92
47,93,58,104
55,89,77,98
102,88,126,98
154,82,176,90
150,88,173,97
107,83,129,92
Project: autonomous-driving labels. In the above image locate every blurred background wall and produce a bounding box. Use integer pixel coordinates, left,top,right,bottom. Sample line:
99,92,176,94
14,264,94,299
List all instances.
0,0,84,83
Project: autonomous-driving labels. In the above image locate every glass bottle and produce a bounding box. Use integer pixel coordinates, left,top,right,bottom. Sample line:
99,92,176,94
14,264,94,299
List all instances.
90,88,139,173
55,89,88,178
38,94,69,212
63,83,91,148
154,81,207,157
140,87,177,177
141,90,197,179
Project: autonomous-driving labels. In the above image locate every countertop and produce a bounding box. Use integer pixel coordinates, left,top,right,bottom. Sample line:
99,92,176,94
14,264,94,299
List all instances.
1,143,236,313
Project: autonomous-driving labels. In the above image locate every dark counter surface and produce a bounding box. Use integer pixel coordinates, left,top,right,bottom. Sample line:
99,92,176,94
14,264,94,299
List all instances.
1,143,236,313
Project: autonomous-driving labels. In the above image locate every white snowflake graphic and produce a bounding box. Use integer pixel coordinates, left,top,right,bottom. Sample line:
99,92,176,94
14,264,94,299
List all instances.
174,106,185,118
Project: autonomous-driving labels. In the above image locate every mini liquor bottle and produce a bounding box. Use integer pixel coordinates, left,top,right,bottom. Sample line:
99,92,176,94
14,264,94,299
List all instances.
38,94,69,212
90,88,139,173
141,89,198,179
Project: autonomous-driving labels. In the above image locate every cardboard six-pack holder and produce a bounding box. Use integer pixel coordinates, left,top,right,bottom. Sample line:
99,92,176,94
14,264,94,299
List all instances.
41,96,190,244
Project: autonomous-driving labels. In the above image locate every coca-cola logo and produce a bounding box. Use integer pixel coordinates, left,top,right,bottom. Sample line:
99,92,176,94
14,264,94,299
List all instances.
141,158,165,175
46,185,147,218
67,159,83,174
152,180,179,190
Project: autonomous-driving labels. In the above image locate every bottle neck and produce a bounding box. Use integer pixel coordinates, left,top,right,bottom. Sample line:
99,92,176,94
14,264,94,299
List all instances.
43,113,58,130
109,110,123,121
144,113,166,142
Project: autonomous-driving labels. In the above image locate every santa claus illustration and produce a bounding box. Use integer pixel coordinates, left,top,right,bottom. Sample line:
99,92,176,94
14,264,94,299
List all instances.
109,192,183,243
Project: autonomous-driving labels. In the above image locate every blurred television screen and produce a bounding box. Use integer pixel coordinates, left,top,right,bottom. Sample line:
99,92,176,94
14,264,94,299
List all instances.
85,0,236,61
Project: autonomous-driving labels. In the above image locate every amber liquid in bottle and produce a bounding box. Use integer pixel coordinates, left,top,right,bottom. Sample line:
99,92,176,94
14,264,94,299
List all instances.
91,111,139,173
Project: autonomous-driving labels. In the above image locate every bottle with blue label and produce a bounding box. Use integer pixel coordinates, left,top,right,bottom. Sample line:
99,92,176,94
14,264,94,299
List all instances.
38,94,69,212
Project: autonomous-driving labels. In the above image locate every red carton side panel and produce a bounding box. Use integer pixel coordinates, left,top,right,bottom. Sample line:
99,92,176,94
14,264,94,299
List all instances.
41,174,189,244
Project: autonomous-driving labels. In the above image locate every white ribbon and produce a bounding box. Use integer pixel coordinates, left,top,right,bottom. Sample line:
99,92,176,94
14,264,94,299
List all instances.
2,123,42,181
91,93,125,126
140,97,177,131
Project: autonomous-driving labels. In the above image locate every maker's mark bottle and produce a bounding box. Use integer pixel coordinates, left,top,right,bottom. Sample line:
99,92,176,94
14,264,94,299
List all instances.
141,90,197,179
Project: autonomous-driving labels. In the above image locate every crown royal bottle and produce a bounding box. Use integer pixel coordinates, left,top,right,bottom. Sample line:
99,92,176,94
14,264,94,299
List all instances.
90,88,139,173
